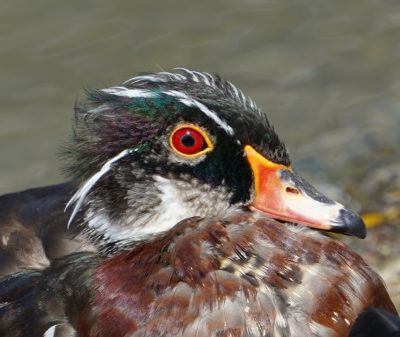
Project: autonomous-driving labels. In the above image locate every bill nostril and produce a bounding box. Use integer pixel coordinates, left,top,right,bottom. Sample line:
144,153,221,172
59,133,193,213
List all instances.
285,186,300,195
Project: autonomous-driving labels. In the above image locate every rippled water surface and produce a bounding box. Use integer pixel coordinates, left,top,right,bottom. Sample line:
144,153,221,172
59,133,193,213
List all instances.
1,0,399,200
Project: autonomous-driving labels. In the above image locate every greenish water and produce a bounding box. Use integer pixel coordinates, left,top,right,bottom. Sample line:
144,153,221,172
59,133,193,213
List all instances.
1,0,399,205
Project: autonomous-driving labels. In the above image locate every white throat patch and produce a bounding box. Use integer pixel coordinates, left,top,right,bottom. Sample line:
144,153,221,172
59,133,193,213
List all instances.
85,175,233,246
140,175,196,235
86,175,196,245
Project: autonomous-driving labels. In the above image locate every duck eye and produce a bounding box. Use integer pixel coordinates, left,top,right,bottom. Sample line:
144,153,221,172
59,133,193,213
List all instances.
170,124,213,157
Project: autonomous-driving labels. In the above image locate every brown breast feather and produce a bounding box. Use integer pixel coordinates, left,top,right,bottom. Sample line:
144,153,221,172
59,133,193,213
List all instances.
84,211,397,337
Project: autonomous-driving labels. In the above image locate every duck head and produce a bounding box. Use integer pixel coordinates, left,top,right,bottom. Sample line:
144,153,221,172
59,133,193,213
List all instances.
64,69,365,252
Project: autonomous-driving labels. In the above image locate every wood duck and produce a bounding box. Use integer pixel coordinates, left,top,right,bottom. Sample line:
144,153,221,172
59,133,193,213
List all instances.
0,69,397,337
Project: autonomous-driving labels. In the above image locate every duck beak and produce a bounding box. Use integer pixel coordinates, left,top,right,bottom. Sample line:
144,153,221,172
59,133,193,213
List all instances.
244,145,366,238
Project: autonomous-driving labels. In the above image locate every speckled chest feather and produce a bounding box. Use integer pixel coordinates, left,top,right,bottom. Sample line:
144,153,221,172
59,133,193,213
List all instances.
75,211,394,337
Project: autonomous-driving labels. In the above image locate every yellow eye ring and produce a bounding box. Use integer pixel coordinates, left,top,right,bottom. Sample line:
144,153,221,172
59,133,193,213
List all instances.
169,124,214,158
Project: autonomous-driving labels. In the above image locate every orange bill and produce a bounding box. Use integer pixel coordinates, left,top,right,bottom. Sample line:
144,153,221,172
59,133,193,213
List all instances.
244,145,366,238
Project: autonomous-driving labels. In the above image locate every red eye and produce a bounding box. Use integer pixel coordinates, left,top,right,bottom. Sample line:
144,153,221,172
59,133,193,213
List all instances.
170,125,213,157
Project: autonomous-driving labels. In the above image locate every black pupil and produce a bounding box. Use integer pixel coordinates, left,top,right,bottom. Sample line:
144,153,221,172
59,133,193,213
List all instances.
181,134,195,147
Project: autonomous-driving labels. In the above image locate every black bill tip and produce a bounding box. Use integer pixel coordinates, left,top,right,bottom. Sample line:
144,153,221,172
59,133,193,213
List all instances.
335,208,367,239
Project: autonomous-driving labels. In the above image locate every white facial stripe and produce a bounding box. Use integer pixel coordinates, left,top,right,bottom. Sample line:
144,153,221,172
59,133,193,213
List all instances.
65,148,137,227
162,90,235,136
101,77,236,137
43,325,56,337
121,69,261,114
102,87,156,98
162,89,187,99
100,85,234,136
181,98,235,136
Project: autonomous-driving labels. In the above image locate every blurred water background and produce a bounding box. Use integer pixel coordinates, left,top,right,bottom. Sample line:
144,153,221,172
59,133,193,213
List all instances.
0,0,399,306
